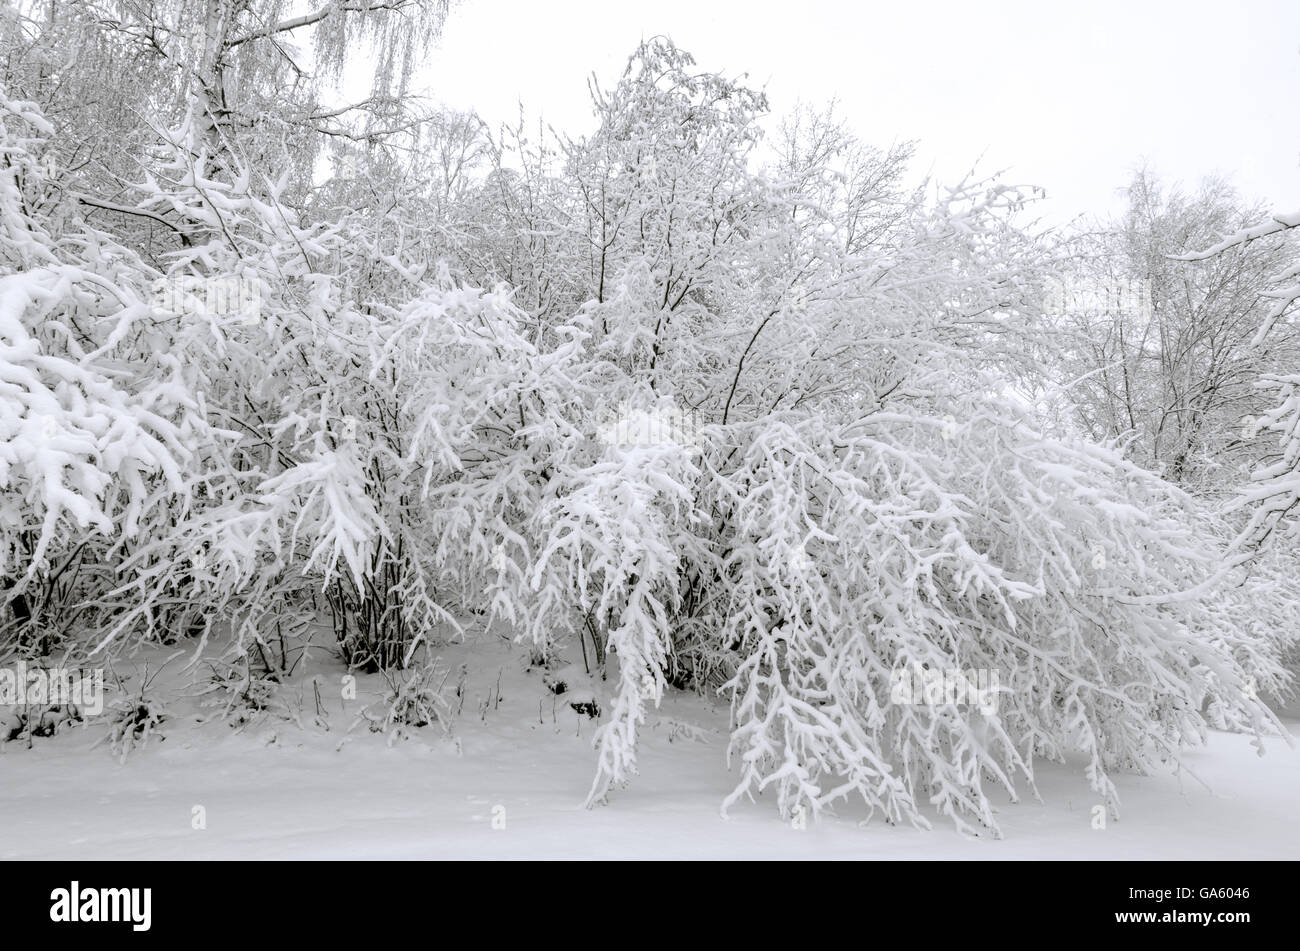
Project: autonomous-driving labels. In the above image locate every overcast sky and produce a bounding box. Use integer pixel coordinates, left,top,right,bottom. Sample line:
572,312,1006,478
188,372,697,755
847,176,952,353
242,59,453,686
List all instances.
417,0,1300,226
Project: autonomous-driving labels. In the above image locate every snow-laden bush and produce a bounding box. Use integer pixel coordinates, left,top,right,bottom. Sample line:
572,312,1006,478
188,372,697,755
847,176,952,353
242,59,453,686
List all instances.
0,93,198,655
701,402,1283,834
0,27,1292,837
513,379,1285,832
100,664,169,763
355,659,456,746
528,401,710,802
1231,372,1300,552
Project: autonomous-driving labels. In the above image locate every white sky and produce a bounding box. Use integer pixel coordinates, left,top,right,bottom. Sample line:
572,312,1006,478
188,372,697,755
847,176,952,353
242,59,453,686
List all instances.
416,0,1300,226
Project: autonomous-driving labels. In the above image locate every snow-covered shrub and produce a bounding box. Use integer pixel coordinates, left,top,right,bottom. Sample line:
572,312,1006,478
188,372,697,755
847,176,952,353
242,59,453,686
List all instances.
101,667,168,763
529,409,711,802
195,653,289,729
0,659,91,747
356,659,455,746
1230,372,1300,552
1,700,82,746
691,401,1282,834
1196,542,1300,725
0,93,200,659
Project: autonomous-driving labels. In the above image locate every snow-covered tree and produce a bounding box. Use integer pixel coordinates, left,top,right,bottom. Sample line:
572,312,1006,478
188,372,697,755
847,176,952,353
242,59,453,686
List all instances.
1046,172,1299,493
1176,208,1300,553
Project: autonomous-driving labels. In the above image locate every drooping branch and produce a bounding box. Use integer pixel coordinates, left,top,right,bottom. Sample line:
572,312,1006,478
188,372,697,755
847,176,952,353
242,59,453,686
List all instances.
225,0,416,49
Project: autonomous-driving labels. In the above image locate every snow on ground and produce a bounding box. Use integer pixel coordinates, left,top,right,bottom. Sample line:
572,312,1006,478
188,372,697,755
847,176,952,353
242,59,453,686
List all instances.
2,633,1298,860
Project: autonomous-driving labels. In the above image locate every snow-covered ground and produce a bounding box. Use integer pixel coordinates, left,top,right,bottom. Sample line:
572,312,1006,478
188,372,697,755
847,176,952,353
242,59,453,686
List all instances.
3,635,1297,860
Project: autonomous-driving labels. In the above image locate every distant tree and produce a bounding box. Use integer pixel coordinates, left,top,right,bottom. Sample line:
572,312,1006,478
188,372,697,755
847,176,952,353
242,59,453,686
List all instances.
1178,205,1300,552
1047,171,1299,494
